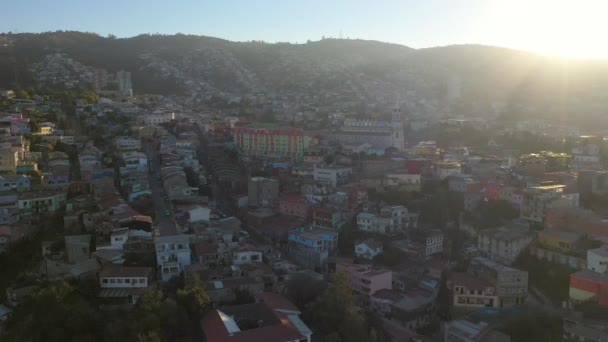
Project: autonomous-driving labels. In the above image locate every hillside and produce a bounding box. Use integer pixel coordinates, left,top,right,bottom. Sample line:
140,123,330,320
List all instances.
1,31,608,123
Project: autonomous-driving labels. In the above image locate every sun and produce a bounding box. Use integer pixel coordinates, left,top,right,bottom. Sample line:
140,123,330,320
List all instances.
480,0,608,58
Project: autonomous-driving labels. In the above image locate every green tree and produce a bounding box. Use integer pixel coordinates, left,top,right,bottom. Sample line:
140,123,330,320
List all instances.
176,273,211,321
3,281,100,342
284,273,326,309
16,89,30,99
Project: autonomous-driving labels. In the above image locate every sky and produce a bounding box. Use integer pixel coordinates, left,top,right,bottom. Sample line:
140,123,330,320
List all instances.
2,0,608,58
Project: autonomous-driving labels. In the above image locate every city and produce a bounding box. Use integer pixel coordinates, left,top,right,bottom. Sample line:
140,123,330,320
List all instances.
1,2,608,342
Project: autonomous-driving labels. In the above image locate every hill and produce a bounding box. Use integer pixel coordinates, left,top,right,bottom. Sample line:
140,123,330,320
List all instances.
1,31,608,123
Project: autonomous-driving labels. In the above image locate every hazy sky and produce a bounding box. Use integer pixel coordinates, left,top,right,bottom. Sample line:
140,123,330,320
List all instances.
2,0,607,57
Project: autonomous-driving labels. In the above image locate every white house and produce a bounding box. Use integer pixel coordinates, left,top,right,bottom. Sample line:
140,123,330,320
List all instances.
122,151,148,170
155,235,192,282
233,248,263,265
144,112,175,126
425,230,444,257
98,265,152,304
355,240,383,260
115,136,142,151
187,205,211,223
313,165,352,186
110,228,129,249
587,245,608,274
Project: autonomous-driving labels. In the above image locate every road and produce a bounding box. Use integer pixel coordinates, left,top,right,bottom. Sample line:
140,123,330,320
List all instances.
145,139,178,236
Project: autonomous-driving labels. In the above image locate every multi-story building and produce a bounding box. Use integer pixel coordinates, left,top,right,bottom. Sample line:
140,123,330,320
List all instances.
546,207,608,238
336,262,392,297
278,194,312,219
522,184,571,222
356,205,417,235
116,70,133,96
18,190,67,217
232,124,312,159
587,245,608,274
155,235,192,282
114,136,141,151
468,257,528,307
449,272,499,308
435,162,462,180
122,151,148,170
385,172,422,192
329,106,406,151
569,269,608,307
288,226,338,271
0,147,21,173
144,112,175,126
313,165,352,186
477,223,533,265
312,206,343,230
248,177,279,208
538,230,581,253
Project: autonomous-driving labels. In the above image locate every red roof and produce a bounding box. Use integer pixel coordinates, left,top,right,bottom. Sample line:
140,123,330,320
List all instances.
193,242,219,256
201,293,305,342
99,265,152,278
0,225,11,236
201,310,304,342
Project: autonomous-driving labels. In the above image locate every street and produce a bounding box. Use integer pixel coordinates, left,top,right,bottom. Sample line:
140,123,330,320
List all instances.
145,140,178,236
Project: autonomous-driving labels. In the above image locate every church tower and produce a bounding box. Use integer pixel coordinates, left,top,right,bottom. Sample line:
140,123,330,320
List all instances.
391,105,406,151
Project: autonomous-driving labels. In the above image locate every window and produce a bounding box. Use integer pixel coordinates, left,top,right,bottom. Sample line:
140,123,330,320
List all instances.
102,279,108,284
125,278,130,283
117,278,123,283
139,278,145,284
110,279,116,283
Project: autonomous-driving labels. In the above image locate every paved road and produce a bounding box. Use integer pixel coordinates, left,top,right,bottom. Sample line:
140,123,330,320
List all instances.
145,140,178,236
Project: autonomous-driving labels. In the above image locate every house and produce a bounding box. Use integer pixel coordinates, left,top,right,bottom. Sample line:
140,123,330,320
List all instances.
0,225,13,253
355,239,383,260
248,177,279,208
155,235,192,282
0,304,12,323
449,272,499,308
18,190,67,217
205,274,265,302
569,269,608,307
356,206,418,235
278,194,312,219
587,245,608,274
98,265,152,304
65,235,92,264
477,223,533,265
233,248,263,266
563,313,608,342
444,320,511,342
529,230,587,269
288,226,338,271
313,165,352,186
468,257,528,307
385,173,422,192
538,230,582,253
336,262,392,297
522,184,572,223
201,292,312,342
193,242,219,269
545,207,608,238
312,206,343,230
